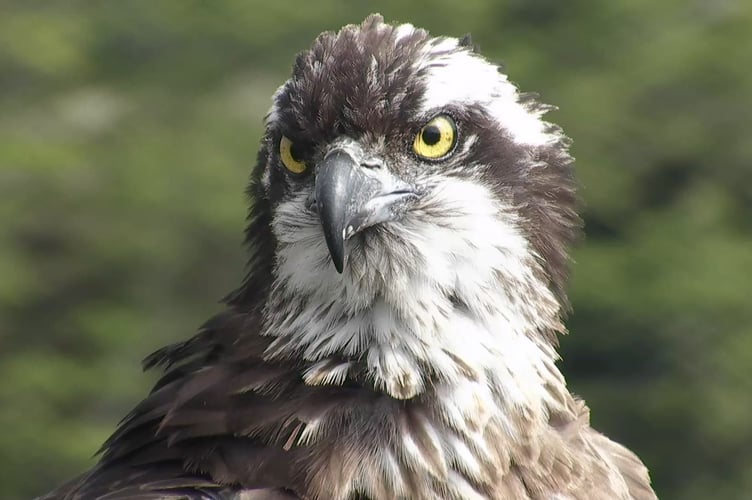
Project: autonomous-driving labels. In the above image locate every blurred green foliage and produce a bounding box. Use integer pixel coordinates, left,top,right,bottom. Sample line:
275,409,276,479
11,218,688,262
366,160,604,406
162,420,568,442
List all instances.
1,1,750,499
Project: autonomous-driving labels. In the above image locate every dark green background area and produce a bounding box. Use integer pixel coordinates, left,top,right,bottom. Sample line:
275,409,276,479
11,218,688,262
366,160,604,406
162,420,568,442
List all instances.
1,2,750,499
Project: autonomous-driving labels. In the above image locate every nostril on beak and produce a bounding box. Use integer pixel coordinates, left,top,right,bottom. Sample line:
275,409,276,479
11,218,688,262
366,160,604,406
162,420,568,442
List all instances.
360,158,384,170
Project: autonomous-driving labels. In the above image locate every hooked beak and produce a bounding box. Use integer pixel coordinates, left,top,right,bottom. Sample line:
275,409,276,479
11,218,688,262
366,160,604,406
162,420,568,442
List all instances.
313,147,419,273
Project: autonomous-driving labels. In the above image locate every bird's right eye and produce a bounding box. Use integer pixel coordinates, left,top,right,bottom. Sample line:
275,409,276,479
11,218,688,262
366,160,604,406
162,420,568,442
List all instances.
280,136,307,174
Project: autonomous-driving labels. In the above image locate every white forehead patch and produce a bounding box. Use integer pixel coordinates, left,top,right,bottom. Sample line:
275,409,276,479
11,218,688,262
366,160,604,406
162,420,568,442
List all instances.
418,37,556,147
392,22,417,42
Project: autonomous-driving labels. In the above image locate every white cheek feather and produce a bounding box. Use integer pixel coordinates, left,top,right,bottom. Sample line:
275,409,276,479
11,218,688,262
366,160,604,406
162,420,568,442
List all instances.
417,38,556,147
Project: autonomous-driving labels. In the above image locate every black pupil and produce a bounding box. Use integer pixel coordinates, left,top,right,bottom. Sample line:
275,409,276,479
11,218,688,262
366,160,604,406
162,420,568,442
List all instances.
289,143,303,162
421,125,442,146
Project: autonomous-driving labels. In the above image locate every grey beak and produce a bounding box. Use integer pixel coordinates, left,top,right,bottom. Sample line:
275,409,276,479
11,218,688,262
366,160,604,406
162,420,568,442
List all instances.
314,148,418,273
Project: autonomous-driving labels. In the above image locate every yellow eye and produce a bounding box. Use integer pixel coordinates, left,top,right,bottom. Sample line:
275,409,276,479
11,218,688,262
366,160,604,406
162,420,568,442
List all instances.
280,135,307,174
413,115,457,160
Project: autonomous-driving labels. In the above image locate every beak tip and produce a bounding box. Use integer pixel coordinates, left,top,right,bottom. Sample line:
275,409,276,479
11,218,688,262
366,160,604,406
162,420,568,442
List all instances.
333,258,344,274
330,246,345,273
324,232,346,274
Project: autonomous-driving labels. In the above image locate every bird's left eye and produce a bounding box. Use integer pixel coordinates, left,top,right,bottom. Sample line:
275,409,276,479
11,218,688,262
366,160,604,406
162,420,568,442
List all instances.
413,115,457,160
279,136,307,174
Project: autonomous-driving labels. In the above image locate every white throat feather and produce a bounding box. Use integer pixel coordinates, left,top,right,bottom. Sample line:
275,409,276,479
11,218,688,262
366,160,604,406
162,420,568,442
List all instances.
264,177,567,410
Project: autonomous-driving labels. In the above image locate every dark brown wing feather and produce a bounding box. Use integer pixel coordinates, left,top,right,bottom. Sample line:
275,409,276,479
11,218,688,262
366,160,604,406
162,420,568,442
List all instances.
38,309,308,499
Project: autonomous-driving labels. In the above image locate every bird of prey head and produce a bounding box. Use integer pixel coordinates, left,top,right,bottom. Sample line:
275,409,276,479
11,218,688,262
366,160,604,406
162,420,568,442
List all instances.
41,14,656,500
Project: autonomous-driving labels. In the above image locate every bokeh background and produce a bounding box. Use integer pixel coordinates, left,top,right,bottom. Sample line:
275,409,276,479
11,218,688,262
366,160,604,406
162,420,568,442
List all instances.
1,1,750,499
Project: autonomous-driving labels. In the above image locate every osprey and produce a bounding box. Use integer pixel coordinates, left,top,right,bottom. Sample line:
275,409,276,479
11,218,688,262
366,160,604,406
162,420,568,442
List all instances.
42,15,657,500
